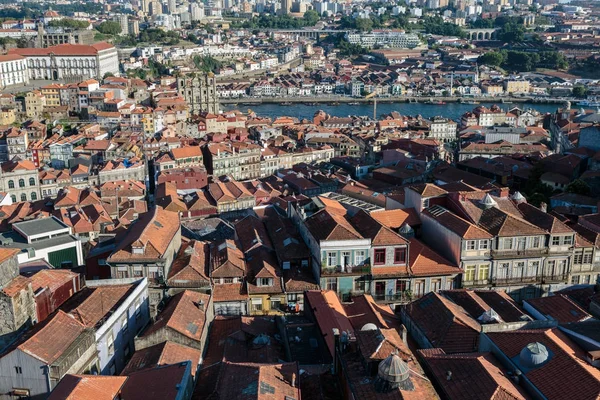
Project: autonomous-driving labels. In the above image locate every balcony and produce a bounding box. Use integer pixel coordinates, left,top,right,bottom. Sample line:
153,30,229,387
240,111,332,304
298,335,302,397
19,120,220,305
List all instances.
541,274,569,284
490,248,548,259
372,292,414,304
492,276,539,286
462,279,490,287
322,264,371,276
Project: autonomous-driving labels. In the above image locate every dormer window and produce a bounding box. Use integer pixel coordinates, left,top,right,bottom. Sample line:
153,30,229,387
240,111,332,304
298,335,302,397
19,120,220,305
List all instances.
132,245,144,255
257,277,273,287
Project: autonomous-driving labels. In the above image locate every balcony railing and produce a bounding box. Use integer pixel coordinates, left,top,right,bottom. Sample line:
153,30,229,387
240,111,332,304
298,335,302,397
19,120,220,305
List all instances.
462,279,490,287
541,274,569,284
322,264,371,275
492,276,539,285
371,292,414,304
490,248,548,259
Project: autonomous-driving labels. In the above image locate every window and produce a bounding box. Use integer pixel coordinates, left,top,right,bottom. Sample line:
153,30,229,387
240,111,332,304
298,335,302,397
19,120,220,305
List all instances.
20,193,26,202
582,275,591,284
270,299,281,310
422,198,430,208
341,251,351,266
574,254,583,265
564,236,573,245
478,265,489,281
355,250,366,265
287,293,298,302
479,240,489,250
414,280,425,296
18,178,24,188
10,195,16,203
30,192,37,201
107,333,114,357
251,298,262,312
395,280,407,293
529,261,540,273
552,236,560,246
121,315,128,333
258,278,272,287
14,366,22,374
394,248,406,264
431,279,442,292
584,253,593,264
465,265,476,281
223,277,233,284
29,177,35,186
513,262,525,277
8,180,14,189
466,240,476,250
571,275,580,285
327,252,337,267
325,277,337,291
374,249,386,265
503,238,513,249
517,238,526,250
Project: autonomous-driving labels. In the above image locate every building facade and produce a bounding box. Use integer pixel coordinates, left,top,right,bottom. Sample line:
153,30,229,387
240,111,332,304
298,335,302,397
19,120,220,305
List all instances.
177,73,219,115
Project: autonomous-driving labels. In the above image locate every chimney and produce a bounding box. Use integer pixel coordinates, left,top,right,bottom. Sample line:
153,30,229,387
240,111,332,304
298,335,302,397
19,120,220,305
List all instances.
540,202,547,213
291,373,296,388
446,371,452,381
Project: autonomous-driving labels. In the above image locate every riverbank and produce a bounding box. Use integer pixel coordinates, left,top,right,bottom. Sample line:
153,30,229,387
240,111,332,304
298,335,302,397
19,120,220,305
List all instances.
219,95,568,105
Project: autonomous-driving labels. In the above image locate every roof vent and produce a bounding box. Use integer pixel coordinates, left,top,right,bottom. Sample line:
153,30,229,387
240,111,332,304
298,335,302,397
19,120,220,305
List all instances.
399,223,414,239
479,193,497,209
374,353,413,393
361,323,378,331
511,191,526,204
519,342,550,369
478,308,502,324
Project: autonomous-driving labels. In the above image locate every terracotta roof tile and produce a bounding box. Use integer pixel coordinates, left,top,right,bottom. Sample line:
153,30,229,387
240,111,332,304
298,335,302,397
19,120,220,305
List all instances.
121,341,201,376
418,350,527,400
141,290,210,343
369,208,421,229
525,294,592,324
487,328,600,400
48,375,127,400
403,292,480,353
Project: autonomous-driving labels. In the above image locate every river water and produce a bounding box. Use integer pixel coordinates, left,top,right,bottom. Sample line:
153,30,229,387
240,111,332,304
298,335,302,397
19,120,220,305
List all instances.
223,102,560,121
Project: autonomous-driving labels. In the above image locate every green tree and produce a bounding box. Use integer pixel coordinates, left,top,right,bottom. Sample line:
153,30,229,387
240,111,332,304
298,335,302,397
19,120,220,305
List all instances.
303,10,319,26
566,179,591,195
355,17,373,32
479,51,506,67
103,72,115,79
572,85,588,98
193,55,222,73
187,33,198,43
97,21,122,35
48,18,89,29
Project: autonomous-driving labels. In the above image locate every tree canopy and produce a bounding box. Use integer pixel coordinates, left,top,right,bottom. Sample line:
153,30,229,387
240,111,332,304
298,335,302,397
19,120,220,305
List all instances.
48,18,89,29
96,21,122,35
479,50,568,72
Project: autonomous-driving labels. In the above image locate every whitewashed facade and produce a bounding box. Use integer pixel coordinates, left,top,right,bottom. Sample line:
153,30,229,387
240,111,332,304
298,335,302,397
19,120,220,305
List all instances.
0,55,29,88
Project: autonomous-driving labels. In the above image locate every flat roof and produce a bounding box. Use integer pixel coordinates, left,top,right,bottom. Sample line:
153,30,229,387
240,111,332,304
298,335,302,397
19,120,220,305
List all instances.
13,217,70,237
0,231,79,251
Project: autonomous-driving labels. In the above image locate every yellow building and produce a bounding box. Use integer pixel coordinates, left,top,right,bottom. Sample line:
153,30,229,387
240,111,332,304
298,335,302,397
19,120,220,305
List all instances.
25,91,46,119
247,249,286,316
481,84,504,96
0,107,16,125
40,84,63,107
504,80,530,95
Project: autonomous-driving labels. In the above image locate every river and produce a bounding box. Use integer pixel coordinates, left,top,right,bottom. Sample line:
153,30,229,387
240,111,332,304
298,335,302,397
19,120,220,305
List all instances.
223,101,561,121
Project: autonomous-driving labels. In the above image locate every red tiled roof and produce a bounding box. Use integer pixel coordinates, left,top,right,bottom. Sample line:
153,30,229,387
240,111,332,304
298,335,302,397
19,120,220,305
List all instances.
120,362,190,400
121,341,201,376
403,292,481,353
140,290,210,343
15,310,86,364
418,349,527,400
369,208,421,229
48,375,127,400
525,294,592,324
62,285,134,328
408,238,461,276
305,290,355,358
487,329,600,400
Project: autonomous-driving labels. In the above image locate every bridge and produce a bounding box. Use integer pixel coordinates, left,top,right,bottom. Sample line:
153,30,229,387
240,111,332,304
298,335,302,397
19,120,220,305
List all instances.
465,28,499,41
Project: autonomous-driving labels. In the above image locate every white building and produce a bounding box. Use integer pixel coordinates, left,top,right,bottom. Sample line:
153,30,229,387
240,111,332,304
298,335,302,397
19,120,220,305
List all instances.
345,30,421,49
10,42,119,81
0,54,29,88
429,117,457,142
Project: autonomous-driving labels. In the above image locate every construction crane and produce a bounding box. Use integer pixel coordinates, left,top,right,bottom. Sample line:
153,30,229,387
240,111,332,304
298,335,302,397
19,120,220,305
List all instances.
365,91,378,120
